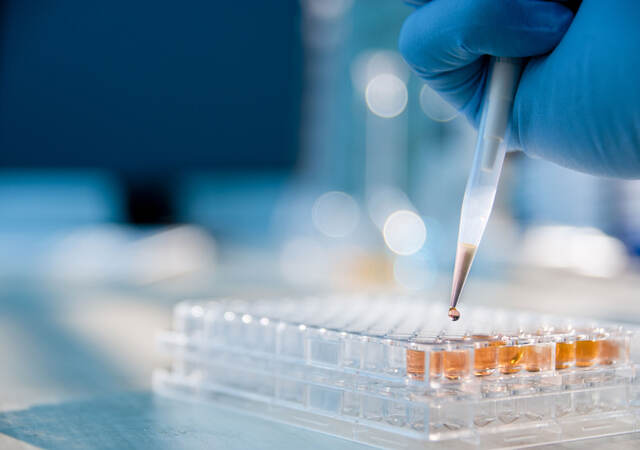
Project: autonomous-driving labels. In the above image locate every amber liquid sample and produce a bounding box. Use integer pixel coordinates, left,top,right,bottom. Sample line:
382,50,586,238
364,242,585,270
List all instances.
406,349,425,380
443,349,470,380
599,339,620,365
473,341,503,377
575,339,602,367
449,243,477,316
498,345,525,374
555,342,576,370
407,349,443,380
524,344,553,372
430,351,443,379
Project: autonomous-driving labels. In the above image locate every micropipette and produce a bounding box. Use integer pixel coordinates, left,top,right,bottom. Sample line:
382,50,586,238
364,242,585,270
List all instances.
449,57,524,321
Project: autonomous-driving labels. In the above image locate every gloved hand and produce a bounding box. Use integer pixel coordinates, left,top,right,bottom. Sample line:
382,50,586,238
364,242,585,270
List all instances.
399,0,640,178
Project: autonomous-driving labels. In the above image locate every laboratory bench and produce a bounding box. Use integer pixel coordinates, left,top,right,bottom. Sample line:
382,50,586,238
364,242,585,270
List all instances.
2,264,640,449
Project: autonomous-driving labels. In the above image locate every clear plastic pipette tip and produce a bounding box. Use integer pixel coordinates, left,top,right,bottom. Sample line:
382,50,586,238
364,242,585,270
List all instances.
447,57,523,320
449,242,477,315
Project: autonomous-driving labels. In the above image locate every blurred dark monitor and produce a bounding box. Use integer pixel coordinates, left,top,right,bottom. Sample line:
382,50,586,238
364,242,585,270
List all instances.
0,1,302,222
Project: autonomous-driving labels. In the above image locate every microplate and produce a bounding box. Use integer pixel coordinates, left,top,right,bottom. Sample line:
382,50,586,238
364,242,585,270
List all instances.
153,296,640,449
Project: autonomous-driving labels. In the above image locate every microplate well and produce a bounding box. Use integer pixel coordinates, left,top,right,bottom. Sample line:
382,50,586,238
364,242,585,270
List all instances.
153,296,640,449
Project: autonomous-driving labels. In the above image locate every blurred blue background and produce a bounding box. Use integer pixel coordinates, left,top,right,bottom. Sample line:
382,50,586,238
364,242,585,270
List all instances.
0,1,301,173
0,0,637,286
1,1,640,448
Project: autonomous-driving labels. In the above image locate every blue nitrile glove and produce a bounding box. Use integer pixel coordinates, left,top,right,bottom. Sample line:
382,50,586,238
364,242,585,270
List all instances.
399,0,640,178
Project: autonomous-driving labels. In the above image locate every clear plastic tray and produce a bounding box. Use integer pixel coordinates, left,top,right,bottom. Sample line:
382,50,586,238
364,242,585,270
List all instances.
153,296,640,449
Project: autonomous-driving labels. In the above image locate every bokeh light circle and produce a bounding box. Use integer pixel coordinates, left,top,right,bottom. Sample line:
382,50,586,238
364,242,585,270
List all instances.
383,210,427,255
312,191,360,238
365,74,408,118
419,84,458,122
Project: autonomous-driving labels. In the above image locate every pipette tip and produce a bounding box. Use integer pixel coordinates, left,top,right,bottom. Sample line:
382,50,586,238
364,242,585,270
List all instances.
448,242,477,318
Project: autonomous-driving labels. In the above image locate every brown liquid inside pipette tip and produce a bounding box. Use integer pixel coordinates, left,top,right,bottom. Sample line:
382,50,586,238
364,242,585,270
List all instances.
449,243,476,321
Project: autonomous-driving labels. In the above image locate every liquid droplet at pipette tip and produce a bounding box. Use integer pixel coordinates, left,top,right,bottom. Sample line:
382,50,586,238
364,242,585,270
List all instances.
448,307,460,321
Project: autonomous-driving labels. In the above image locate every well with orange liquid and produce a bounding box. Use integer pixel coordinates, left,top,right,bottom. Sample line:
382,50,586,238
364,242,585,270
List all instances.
576,339,601,367
599,339,621,365
498,345,526,374
406,349,425,380
523,344,553,372
443,349,470,380
473,339,503,377
406,348,444,380
555,341,576,370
